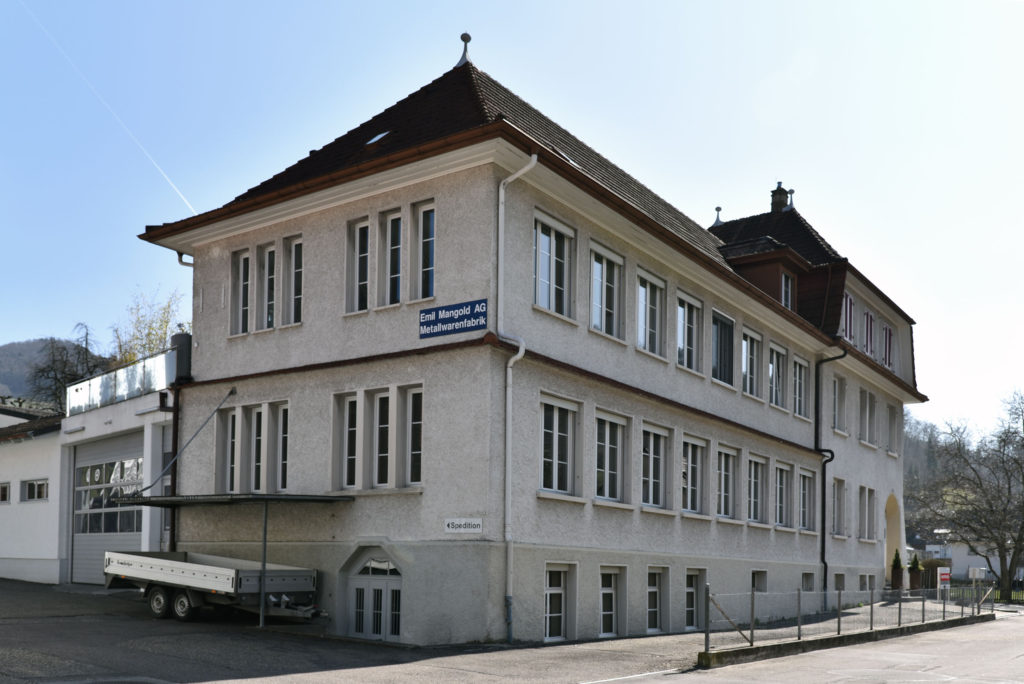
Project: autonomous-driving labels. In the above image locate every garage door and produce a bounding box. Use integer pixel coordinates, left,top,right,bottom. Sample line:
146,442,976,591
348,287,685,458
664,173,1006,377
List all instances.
71,432,144,584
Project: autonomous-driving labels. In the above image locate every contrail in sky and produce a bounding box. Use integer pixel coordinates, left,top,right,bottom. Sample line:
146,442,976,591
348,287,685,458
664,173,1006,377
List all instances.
18,0,198,216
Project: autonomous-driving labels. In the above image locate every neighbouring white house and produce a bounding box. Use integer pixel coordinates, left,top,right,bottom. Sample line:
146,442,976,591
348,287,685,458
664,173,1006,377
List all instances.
133,40,926,644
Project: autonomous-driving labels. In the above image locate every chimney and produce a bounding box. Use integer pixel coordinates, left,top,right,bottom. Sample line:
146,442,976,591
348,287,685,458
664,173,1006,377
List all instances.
771,182,788,214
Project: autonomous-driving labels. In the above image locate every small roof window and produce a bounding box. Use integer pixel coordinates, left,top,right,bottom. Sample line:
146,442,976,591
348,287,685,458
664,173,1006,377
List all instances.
366,131,390,145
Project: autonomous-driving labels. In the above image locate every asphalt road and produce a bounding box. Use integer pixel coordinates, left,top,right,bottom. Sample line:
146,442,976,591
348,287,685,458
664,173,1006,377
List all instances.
1,578,1020,683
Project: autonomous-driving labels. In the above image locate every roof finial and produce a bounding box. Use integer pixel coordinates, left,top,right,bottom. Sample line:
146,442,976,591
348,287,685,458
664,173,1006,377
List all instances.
456,33,472,67
712,206,724,227
784,188,795,211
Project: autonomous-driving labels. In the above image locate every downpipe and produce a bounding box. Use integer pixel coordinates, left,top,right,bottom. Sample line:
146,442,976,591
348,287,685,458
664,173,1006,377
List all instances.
815,340,847,593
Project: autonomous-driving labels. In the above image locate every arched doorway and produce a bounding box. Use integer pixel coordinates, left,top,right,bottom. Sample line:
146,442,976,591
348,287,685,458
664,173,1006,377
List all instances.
347,557,402,641
884,494,903,586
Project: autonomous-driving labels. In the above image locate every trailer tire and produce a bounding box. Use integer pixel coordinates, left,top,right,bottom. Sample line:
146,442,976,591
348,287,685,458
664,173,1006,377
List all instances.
172,590,196,622
148,586,171,619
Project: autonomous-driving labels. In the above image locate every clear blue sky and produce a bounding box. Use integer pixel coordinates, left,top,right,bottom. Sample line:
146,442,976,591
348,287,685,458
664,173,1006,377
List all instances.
2,0,1021,433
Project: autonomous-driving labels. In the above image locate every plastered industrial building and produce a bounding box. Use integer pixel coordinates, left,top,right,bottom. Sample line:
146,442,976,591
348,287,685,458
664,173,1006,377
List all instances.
138,44,926,644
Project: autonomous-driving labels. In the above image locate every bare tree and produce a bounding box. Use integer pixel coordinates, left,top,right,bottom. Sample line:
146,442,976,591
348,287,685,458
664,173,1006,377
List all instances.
28,324,110,412
908,394,1024,598
110,290,190,366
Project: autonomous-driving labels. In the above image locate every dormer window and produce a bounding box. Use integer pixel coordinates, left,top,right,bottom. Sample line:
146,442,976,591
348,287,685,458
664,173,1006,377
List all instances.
781,272,794,310
841,293,855,342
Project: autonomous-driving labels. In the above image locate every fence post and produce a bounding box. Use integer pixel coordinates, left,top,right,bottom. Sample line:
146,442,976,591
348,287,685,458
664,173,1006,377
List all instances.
836,589,842,635
870,587,874,630
942,586,946,621
749,587,756,646
921,591,926,623
704,584,710,653
897,590,902,627
960,587,964,618
797,587,802,640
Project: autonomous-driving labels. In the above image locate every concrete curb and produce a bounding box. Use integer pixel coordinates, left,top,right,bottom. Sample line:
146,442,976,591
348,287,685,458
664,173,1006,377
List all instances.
697,612,996,668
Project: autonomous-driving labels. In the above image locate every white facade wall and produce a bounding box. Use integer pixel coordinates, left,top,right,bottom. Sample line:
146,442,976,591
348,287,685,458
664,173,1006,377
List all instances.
0,433,62,583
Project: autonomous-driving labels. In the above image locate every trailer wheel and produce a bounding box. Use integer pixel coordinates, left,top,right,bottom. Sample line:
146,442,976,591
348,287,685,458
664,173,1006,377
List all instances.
172,590,196,622
148,586,171,619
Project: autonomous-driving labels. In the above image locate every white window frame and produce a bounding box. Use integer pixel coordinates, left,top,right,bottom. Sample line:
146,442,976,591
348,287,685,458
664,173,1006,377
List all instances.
636,268,665,355
641,424,668,508
21,478,48,502
859,389,878,445
741,329,762,397
799,470,815,530
222,410,238,493
380,211,402,306
257,243,276,330
407,388,423,485
792,357,809,418
887,403,899,454
595,412,625,501
647,567,666,633
862,310,875,356
881,322,895,370
540,396,577,494
231,249,250,334
711,311,735,385
833,375,847,432
534,214,574,317
842,292,855,342
676,291,702,372
544,564,571,642
685,569,704,630
716,448,736,517
250,407,264,492
781,272,793,310
283,236,303,325
775,463,792,527
858,486,877,540
747,455,767,523
599,568,620,637
348,220,370,313
590,243,622,338
276,404,289,492
768,344,786,408
682,438,706,513
414,203,435,300
340,395,359,489
373,392,391,488
832,477,847,536
0,482,9,504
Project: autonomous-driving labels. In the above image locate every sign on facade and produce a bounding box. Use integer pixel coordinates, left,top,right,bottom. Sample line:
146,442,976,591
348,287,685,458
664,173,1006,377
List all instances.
419,300,488,338
444,518,483,534
937,566,950,588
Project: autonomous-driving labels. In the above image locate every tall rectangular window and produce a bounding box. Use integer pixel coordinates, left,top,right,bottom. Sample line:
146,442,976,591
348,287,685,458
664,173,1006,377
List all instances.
545,567,567,641
251,408,264,492
881,323,895,369
408,389,423,485
277,406,289,491
374,394,390,487
541,400,575,494
887,404,899,454
381,212,402,306
682,439,705,513
858,486,876,540
685,571,702,629
232,250,250,334
781,272,794,310
595,415,623,501
637,270,664,355
534,216,574,316
747,457,766,522
342,396,358,488
832,376,847,432
284,237,303,324
258,244,276,329
717,449,735,517
832,478,847,536
859,389,877,444
599,571,618,637
742,330,762,397
0,482,9,503
711,312,734,384
792,358,809,418
676,292,702,371
348,221,370,312
842,292,855,342
647,569,664,633
768,346,786,407
415,205,435,299
590,245,622,337
799,471,814,530
226,412,237,492
641,427,666,507
862,310,875,356
775,465,791,527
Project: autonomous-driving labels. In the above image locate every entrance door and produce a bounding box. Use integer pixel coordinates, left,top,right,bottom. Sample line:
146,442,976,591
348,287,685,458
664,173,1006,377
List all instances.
349,559,401,641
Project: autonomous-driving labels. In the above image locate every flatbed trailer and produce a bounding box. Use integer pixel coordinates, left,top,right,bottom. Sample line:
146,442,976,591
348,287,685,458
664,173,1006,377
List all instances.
104,551,320,621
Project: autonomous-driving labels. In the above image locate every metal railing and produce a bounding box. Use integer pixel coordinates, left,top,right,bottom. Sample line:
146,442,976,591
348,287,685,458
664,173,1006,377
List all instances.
704,584,995,652
66,348,176,416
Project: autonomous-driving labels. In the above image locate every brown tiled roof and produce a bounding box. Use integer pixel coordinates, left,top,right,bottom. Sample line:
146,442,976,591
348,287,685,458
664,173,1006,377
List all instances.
147,62,724,265
709,208,844,267
0,414,61,443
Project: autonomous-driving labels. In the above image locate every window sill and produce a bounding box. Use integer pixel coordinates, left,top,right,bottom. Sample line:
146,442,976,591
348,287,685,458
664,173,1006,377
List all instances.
227,331,249,340
887,450,899,459
858,537,878,545
748,521,772,530
636,347,668,364
532,305,579,327
373,302,402,313
253,327,275,335
770,402,789,414
833,429,849,438
742,391,765,404
537,490,586,505
408,296,436,306
640,505,676,517
588,327,627,347
676,363,704,380
716,516,744,526
832,534,848,541
795,413,812,424
19,499,49,504
859,440,879,450
711,377,736,392
799,528,819,537
774,524,797,534
682,511,711,521
593,498,634,511
279,321,303,330
343,309,369,319
331,486,423,498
